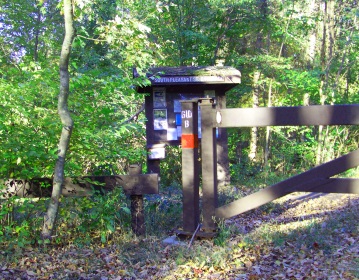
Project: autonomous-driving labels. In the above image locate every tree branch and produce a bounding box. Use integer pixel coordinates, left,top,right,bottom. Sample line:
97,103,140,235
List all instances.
120,103,145,125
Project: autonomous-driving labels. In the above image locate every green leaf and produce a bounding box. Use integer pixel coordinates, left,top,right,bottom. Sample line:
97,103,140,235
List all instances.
100,232,106,243
106,223,115,233
121,207,131,215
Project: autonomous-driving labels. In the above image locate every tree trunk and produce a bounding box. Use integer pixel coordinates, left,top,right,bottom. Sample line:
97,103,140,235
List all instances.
264,80,272,167
42,0,75,240
255,0,268,53
304,0,318,66
316,0,335,165
316,0,327,165
249,71,260,162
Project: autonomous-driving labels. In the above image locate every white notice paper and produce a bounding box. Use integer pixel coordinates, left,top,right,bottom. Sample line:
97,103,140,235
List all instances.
167,128,178,141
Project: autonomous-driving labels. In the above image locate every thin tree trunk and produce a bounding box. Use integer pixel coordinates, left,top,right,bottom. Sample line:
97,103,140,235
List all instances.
317,0,335,165
305,0,318,67
250,0,268,162
264,80,272,167
255,0,268,53
42,0,75,240
249,71,260,162
316,0,328,165
316,81,325,165
333,12,355,100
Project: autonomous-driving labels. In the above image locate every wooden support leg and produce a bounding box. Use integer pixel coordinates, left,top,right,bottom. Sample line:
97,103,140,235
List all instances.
129,164,146,236
200,98,218,232
181,100,200,233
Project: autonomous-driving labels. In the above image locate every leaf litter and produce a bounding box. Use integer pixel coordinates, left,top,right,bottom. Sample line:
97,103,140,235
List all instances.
1,192,358,279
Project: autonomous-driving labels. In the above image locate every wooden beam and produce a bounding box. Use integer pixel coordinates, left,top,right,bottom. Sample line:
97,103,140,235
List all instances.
216,105,359,128
200,99,219,232
215,149,359,219
115,174,159,195
1,174,159,198
181,100,200,233
307,178,359,194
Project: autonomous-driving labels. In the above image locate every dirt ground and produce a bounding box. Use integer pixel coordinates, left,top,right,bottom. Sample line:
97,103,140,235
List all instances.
1,192,359,279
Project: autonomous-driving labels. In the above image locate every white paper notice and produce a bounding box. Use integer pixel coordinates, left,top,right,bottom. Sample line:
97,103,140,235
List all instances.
167,128,178,141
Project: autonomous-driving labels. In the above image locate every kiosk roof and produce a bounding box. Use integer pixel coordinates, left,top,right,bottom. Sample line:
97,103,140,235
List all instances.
134,66,241,86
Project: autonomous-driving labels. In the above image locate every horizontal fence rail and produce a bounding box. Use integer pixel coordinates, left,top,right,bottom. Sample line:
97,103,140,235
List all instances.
1,174,159,198
214,104,359,127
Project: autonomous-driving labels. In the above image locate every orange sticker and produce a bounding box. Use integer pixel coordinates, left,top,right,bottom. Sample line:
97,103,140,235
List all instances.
181,134,198,149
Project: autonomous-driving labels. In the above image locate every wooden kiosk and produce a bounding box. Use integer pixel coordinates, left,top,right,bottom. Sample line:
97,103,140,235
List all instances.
136,66,241,236
135,66,241,177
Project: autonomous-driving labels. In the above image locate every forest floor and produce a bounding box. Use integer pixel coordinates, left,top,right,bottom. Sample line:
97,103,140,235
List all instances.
1,191,359,279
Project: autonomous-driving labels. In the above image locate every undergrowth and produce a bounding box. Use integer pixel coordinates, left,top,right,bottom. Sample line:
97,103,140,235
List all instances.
0,184,183,252
1,176,359,279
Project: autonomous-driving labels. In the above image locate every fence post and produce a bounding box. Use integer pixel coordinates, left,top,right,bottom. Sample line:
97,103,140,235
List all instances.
199,98,218,232
181,100,200,233
129,164,145,236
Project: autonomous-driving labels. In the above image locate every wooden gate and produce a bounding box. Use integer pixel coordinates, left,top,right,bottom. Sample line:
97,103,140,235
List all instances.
180,98,359,234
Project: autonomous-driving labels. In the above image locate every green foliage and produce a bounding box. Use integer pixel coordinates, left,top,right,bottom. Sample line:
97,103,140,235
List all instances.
0,188,132,249
0,0,157,179
56,188,131,245
1,0,358,183
65,67,149,176
0,61,60,178
0,0,63,61
0,195,46,249
159,146,182,187
214,220,239,247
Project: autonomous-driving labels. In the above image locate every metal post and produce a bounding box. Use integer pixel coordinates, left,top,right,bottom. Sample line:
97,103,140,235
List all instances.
181,100,200,233
129,164,145,236
199,98,218,232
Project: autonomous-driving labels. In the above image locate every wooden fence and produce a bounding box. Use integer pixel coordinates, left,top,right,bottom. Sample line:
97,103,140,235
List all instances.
180,98,359,235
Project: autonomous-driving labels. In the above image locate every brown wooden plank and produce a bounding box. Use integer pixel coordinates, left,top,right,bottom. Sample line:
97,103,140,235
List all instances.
215,149,359,219
82,175,159,195
1,174,159,198
129,164,146,236
1,178,54,198
115,174,159,195
181,100,200,232
215,178,324,219
200,99,219,232
307,178,359,194
216,105,359,128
